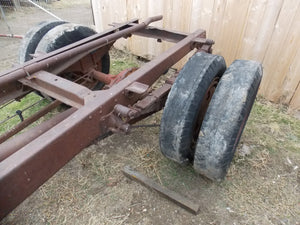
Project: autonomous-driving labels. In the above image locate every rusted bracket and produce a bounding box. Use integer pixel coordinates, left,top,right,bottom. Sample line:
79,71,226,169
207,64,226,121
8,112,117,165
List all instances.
94,72,177,135
198,44,213,54
111,75,176,132
106,113,131,134
105,81,151,133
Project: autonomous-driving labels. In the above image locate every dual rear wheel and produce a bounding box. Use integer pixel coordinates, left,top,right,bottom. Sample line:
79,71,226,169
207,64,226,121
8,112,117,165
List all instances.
160,52,262,181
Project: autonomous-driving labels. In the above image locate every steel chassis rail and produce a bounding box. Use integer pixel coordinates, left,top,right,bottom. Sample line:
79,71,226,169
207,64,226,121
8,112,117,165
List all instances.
0,16,212,219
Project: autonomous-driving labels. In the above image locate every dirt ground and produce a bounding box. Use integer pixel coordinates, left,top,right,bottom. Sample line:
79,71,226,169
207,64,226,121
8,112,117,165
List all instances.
0,1,299,225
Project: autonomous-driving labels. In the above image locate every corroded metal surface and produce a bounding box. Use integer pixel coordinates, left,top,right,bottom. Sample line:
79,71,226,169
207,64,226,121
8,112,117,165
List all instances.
0,15,212,219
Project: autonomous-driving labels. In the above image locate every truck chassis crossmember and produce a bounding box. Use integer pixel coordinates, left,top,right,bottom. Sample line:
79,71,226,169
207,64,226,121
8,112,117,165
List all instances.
0,16,214,219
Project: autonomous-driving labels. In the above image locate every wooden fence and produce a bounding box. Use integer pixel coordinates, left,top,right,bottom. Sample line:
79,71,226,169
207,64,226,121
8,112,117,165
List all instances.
92,0,300,111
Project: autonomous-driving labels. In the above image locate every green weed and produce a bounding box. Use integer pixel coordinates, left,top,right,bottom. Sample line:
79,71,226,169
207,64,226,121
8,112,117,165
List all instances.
0,93,50,135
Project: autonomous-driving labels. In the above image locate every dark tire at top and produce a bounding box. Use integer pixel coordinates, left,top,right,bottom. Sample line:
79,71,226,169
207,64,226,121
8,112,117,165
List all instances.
193,60,263,181
19,20,67,63
35,23,110,90
93,52,110,90
159,52,226,164
35,23,97,54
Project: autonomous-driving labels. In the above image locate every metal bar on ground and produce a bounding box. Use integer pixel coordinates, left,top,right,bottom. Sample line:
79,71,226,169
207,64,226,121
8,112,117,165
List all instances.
122,166,200,215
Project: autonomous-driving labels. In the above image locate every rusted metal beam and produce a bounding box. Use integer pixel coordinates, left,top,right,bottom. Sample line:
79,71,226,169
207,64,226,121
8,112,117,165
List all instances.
0,18,137,78
132,26,212,45
0,107,75,162
20,71,92,108
0,28,205,219
0,45,112,106
0,83,31,106
0,16,163,90
0,18,145,105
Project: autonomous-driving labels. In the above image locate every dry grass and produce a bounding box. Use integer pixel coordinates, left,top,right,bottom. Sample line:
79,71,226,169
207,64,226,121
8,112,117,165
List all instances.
222,97,300,224
131,145,163,184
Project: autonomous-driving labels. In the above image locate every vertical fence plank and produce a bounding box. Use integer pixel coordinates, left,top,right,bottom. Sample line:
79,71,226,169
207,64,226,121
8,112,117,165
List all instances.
127,0,149,57
12,0,21,10
92,0,127,50
91,0,103,31
190,0,214,33
207,0,227,56
169,0,193,69
147,0,164,57
237,0,284,61
235,0,267,59
260,1,300,103
218,0,252,64
282,49,300,109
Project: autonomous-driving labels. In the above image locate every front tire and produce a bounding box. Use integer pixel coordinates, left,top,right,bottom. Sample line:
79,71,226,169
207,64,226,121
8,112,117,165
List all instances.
19,20,67,63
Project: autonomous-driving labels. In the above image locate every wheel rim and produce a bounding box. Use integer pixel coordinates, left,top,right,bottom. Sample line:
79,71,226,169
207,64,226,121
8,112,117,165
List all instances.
191,77,220,152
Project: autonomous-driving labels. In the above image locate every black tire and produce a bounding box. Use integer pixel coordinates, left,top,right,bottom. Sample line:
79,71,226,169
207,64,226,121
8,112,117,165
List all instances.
193,60,263,181
159,52,226,164
19,20,67,63
93,52,110,90
35,23,97,53
35,23,110,90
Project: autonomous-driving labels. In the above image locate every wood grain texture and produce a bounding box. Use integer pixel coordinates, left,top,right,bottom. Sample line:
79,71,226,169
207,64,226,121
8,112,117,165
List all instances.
92,0,300,111
122,166,200,214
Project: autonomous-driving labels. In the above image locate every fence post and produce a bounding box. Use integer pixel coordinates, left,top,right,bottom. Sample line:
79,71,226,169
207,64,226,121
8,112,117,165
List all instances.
12,0,21,10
